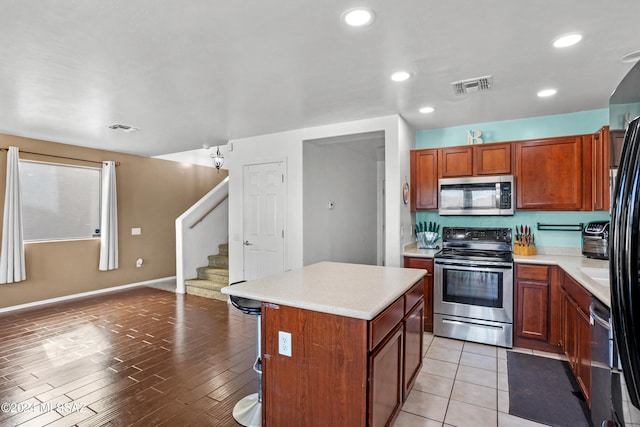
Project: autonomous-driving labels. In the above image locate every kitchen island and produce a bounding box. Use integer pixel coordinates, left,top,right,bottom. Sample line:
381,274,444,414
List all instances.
221,262,426,427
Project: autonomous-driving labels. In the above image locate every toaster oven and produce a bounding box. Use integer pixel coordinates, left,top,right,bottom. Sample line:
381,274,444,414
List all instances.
582,221,609,259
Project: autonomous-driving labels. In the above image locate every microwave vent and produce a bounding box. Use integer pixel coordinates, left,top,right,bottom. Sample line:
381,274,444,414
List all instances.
452,76,493,95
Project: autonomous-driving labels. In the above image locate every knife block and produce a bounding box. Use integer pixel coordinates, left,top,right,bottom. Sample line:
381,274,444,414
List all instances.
513,244,536,256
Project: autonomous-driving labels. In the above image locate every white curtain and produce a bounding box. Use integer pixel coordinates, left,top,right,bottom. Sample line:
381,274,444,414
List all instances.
0,146,26,283
99,161,118,271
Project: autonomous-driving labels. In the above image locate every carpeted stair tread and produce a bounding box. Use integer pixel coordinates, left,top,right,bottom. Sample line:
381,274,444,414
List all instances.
208,254,229,269
218,243,228,256
185,279,228,302
196,267,229,281
185,242,229,301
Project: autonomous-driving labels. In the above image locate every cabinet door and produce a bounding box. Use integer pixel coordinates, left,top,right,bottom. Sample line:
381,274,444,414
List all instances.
577,307,592,407
403,257,434,332
473,143,512,175
515,136,586,210
610,129,625,168
441,146,473,177
561,290,578,371
593,126,610,211
403,300,424,400
368,325,403,427
515,280,549,342
411,149,438,210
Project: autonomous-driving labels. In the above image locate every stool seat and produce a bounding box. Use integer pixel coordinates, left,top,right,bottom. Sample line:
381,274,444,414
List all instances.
230,295,261,315
229,280,262,426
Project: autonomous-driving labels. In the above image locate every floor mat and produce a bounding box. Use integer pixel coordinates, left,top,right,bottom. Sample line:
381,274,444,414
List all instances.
507,351,592,427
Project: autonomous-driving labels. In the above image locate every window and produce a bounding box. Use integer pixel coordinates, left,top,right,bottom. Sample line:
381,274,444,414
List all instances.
19,161,101,242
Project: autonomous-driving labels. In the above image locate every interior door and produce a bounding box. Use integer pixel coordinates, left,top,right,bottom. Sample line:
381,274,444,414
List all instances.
243,162,285,281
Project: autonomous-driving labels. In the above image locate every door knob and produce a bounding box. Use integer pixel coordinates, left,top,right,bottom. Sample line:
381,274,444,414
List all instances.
243,240,253,246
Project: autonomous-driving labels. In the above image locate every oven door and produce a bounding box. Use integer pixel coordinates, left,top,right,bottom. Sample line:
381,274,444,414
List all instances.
434,259,513,324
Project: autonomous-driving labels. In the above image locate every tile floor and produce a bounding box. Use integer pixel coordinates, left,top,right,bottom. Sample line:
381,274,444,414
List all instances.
393,332,566,427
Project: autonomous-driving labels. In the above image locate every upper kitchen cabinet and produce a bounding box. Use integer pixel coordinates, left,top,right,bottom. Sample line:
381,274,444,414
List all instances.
473,142,512,175
439,143,513,178
410,149,439,211
440,146,473,177
593,126,611,211
610,129,625,168
514,135,591,210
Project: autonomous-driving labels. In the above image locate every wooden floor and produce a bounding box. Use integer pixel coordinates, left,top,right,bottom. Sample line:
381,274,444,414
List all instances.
0,287,258,426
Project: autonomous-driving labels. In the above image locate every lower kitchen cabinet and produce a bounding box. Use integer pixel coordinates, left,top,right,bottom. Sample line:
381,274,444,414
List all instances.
262,277,424,427
369,324,403,427
560,271,592,407
514,263,562,352
403,257,434,331
402,298,424,399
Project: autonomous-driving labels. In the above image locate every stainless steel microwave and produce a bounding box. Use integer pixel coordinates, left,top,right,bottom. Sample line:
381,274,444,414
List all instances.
438,175,514,215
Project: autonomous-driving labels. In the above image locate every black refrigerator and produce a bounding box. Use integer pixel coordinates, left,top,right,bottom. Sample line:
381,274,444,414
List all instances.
609,59,640,426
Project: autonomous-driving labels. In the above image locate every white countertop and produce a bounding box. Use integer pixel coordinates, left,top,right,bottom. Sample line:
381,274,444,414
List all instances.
220,262,427,320
404,242,611,306
514,254,610,307
403,242,440,259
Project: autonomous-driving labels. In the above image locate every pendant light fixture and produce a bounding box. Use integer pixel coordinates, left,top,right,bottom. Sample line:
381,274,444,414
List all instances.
211,146,224,171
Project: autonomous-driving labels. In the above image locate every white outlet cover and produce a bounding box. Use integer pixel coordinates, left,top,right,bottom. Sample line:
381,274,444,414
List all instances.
278,331,292,357
131,227,141,235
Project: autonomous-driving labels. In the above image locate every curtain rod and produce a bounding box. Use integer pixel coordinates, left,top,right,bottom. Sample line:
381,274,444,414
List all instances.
0,148,120,166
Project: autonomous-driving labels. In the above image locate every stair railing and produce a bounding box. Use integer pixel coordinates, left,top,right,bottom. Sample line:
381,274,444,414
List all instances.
175,177,229,294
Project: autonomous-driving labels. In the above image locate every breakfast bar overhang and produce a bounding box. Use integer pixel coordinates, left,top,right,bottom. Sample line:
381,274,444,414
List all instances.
222,262,427,427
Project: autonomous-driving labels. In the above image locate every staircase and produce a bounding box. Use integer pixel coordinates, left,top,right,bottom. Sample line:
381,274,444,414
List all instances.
184,243,229,302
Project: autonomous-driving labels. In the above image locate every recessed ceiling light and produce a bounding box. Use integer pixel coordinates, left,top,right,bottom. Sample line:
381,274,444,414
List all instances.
622,50,640,63
553,33,582,48
537,89,557,98
390,71,411,82
342,8,374,27
419,106,435,114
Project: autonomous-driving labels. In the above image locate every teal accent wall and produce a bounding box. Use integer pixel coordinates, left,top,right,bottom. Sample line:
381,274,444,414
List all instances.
415,109,611,248
416,109,609,149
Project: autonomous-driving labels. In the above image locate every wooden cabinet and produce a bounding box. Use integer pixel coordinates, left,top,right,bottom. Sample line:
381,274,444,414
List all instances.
473,142,512,175
369,324,403,427
440,143,512,177
403,257,434,331
402,291,424,400
440,146,473,177
593,126,611,211
610,129,625,168
560,271,592,407
262,279,424,427
514,135,591,210
368,279,424,427
410,149,439,211
514,263,562,352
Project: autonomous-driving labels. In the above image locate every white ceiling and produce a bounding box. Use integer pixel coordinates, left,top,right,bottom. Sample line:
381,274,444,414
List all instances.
1,0,640,156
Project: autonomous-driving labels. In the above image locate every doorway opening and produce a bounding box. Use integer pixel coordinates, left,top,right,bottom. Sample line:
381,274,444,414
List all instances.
302,131,385,266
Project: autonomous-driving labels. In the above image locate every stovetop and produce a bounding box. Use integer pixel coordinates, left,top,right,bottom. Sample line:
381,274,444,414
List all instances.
435,227,513,262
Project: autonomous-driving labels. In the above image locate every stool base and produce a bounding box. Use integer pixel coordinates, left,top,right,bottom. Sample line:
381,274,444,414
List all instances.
232,393,261,427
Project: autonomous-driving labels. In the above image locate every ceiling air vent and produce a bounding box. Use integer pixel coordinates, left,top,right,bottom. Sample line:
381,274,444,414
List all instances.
451,75,493,95
108,123,140,133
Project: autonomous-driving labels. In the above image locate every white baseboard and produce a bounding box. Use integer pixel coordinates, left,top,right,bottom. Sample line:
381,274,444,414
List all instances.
0,276,176,314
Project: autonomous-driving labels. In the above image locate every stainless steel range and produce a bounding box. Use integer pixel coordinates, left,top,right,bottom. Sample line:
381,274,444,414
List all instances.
433,227,514,348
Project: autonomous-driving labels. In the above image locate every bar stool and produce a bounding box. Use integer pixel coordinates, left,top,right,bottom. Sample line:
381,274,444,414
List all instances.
229,281,262,427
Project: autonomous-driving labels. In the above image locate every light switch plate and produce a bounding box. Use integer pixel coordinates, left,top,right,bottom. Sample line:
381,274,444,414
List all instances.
131,228,141,235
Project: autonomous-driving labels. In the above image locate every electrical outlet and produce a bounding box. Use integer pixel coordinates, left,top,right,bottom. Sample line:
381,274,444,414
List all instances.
278,331,292,357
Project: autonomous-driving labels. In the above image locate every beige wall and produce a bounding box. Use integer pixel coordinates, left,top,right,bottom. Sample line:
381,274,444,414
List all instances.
0,133,227,308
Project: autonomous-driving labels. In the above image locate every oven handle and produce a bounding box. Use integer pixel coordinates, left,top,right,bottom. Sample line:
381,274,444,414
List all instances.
442,318,504,330
435,260,513,269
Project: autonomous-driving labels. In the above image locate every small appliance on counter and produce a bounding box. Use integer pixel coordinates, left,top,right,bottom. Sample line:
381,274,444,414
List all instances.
582,221,609,259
